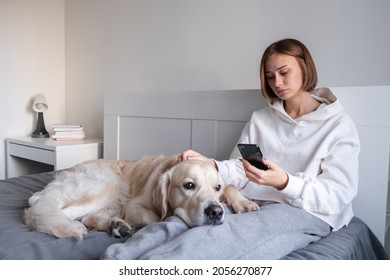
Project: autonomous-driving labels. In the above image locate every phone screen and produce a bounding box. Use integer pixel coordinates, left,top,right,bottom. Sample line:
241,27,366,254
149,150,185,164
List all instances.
237,144,268,170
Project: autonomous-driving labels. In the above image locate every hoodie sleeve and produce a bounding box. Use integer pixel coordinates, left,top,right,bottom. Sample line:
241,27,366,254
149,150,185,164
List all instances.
215,121,251,189
215,108,270,190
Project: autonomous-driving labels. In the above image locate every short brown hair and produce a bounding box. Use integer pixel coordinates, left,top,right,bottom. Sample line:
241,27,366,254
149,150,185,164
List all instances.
260,38,318,101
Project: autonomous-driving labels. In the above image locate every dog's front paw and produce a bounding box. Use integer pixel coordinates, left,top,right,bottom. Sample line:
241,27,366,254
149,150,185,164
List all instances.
109,220,134,238
231,199,260,214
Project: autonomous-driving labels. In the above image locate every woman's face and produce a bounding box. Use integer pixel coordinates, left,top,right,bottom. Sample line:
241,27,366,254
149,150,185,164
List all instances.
264,53,304,100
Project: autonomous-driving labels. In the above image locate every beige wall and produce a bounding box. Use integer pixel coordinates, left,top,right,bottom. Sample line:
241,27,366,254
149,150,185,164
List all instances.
0,0,65,179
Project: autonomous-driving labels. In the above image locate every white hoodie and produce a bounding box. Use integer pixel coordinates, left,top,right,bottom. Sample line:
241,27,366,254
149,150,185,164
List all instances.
216,88,360,231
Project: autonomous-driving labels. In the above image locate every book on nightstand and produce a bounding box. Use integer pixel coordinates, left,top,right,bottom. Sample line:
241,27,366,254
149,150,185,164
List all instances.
51,124,86,140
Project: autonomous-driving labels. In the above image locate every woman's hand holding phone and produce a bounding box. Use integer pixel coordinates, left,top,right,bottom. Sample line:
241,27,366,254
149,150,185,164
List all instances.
237,144,288,190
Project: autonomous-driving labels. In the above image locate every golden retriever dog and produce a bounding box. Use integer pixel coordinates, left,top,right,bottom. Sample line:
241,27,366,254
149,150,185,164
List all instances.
24,155,259,240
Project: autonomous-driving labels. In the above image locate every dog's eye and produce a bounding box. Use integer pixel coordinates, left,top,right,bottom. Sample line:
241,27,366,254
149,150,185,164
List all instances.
183,182,195,190
216,185,221,192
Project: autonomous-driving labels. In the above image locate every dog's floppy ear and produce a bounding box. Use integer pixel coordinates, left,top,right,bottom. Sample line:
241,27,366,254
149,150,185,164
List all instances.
152,167,174,220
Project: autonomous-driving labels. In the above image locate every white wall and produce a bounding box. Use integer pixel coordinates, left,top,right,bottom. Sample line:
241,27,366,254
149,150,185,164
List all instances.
0,0,65,179
65,0,390,139
1,0,389,179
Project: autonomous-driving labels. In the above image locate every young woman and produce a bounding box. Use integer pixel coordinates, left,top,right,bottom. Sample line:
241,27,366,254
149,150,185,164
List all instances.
181,38,360,232
102,38,360,260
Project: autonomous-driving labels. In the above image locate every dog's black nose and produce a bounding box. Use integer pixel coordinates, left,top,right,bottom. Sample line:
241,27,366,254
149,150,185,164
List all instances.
205,204,224,223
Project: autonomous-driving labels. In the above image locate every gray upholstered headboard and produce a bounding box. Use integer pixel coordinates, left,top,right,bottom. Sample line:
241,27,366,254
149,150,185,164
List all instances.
104,90,267,161
104,87,390,246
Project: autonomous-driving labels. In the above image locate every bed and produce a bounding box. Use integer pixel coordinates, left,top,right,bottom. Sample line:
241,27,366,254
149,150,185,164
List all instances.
1,87,389,260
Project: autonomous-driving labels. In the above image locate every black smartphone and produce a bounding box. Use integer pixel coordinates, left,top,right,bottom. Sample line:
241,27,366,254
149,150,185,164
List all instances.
237,143,268,170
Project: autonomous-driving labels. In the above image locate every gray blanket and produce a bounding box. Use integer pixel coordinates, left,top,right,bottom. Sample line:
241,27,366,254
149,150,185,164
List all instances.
101,211,387,260
0,172,125,260
0,172,387,260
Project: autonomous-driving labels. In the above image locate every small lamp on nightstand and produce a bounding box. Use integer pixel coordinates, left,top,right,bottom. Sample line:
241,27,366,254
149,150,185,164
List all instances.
31,93,50,138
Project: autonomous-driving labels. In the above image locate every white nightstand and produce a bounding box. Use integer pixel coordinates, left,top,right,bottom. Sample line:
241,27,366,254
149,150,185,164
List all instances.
6,137,103,178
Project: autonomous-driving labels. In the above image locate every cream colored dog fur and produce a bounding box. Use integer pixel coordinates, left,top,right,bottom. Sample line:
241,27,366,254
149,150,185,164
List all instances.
24,156,259,240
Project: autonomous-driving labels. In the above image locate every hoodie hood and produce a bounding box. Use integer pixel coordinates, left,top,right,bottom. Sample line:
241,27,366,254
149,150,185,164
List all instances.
269,87,344,124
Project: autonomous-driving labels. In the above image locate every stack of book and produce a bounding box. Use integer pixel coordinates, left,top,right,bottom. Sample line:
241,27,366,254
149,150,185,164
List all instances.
52,124,86,140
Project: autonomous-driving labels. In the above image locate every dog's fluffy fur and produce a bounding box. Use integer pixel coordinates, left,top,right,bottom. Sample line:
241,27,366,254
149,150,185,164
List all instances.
24,155,259,239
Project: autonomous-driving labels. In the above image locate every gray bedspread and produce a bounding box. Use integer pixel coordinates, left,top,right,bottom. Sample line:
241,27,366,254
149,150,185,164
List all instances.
0,172,387,260
0,172,125,260
282,216,388,259
101,213,387,260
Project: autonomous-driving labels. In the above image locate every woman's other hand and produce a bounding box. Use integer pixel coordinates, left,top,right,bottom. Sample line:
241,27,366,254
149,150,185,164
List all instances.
178,150,218,170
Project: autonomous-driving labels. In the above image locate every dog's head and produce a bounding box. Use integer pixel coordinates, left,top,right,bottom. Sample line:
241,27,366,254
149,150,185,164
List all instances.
154,159,226,227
